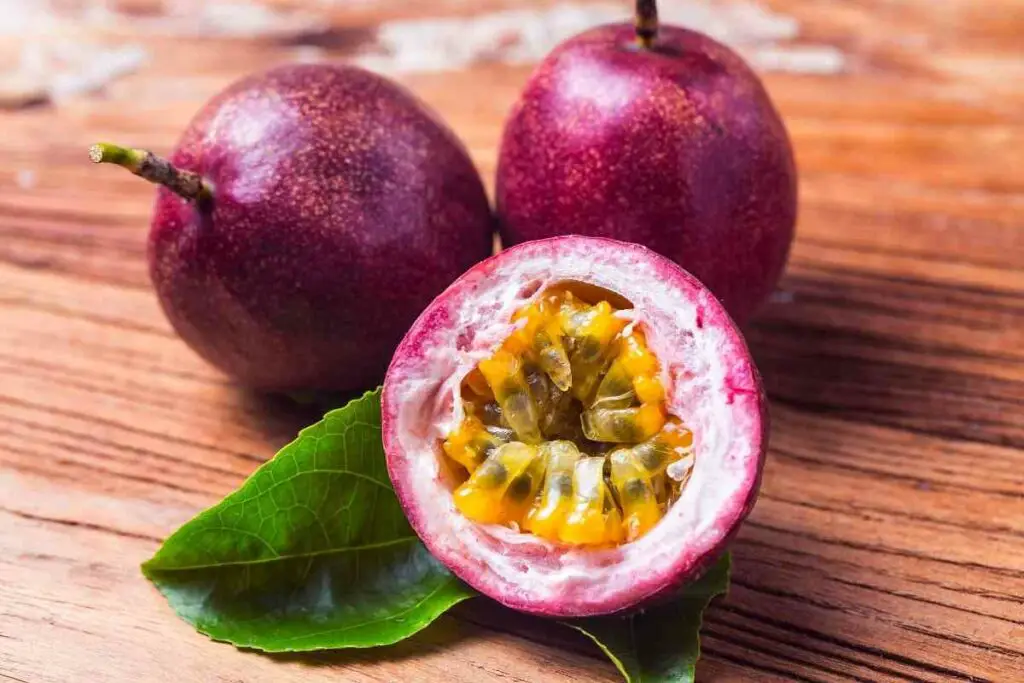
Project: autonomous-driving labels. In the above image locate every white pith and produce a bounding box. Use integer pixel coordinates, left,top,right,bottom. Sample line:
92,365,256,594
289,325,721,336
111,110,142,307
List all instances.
385,238,763,616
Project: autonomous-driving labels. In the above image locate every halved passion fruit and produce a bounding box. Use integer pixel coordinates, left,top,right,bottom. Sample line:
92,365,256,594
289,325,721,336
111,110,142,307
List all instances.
382,236,766,617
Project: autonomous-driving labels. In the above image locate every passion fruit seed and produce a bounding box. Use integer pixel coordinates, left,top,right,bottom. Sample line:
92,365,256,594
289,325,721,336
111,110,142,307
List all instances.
453,442,547,526
523,441,583,541
445,286,694,547
479,350,544,445
511,292,574,391
561,456,624,546
610,448,662,542
630,427,694,475
562,298,626,401
442,414,511,472
582,402,666,443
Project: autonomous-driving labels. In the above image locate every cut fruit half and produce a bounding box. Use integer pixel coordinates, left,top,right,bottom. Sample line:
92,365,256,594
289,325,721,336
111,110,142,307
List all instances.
383,236,766,617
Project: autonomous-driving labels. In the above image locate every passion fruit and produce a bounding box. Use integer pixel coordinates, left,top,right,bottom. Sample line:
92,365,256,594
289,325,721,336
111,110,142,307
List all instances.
92,63,494,393
495,1,797,323
382,236,766,617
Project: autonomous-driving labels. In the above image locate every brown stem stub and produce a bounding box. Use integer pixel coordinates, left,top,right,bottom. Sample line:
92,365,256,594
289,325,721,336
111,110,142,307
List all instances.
635,0,659,49
89,142,211,204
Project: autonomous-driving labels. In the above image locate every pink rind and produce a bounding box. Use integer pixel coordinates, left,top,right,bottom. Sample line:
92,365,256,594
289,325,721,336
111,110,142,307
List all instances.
383,236,767,617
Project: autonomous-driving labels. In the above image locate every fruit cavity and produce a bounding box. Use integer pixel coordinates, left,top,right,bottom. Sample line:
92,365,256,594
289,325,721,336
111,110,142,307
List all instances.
443,286,694,546
383,236,766,617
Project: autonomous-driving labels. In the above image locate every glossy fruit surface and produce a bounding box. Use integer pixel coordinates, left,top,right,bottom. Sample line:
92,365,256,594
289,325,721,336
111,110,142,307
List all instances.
150,63,493,392
382,236,766,617
496,24,797,323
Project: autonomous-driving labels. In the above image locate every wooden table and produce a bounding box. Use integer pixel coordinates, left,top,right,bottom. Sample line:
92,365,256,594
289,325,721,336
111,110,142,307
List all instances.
1,1,1021,681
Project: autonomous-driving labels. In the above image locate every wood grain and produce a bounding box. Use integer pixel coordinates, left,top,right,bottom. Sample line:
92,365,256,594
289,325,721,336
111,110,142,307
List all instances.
1,1,1022,681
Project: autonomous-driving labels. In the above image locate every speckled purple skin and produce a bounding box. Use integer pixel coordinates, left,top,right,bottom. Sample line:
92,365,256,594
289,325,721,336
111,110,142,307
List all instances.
496,25,797,323
149,64,494,392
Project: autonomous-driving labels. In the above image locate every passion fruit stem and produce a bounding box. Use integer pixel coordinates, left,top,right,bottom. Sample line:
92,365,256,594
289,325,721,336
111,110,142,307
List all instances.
635,0,659,49
89,142,212,204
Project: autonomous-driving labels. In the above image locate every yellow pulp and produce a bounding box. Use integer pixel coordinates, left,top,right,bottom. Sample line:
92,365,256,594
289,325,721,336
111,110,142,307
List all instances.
442,287,694,547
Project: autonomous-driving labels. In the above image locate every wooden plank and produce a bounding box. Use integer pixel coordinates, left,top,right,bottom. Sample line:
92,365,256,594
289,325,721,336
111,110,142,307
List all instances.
1,0,1022,681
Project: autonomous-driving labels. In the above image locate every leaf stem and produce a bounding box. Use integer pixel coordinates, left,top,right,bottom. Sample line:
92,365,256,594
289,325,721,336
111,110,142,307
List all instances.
89,142,212,203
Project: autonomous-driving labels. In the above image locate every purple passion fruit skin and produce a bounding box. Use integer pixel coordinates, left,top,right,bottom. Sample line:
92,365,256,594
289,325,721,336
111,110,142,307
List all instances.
148,63,493,393
382,236,767,618
496,22,797,324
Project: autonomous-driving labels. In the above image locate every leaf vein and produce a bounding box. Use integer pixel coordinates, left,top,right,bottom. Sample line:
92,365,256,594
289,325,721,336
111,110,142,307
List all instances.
149,536,418,572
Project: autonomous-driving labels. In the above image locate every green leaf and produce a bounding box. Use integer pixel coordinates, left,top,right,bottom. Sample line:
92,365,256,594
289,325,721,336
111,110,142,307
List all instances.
565,553,731,683
142,388,475,652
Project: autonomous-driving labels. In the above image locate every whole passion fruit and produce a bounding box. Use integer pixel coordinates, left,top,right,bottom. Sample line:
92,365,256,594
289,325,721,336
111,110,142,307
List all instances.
382,236,766,617
495,0,797,324
92,63,493,393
